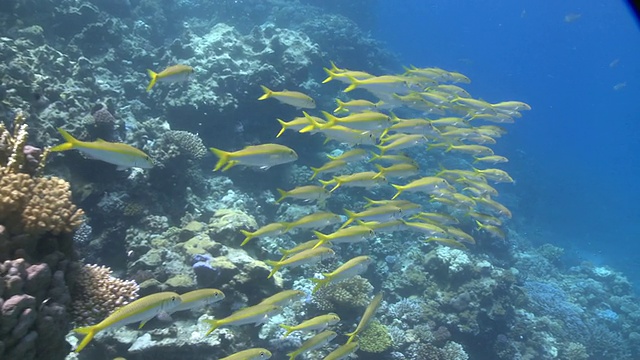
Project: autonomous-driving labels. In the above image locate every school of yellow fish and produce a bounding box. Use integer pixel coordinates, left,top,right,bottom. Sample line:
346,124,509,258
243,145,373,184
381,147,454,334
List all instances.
71,62,529,359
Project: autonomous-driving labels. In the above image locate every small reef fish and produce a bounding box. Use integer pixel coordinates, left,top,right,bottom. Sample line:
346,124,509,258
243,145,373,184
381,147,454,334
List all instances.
258,290,307,307
287,330,337,360
400,220,448,238
73,292,181,352
425,237,468,249
276,185,331,204
219,348,272,360
326,148,369,162
170,288,225,313
309,159,349,180
333,99,382,113
210,144,298,171
203,303,282,336
368,153,417,166
240,222,287,246
312,225,375,249
475,220,506,240
265,247,335,278
376,134,428,155
278,240,333,261
146,64,194,92
310,256,373,293
345,292,383,344
314,111,392,132
51,128,153,170
341,205,403,229
284,212,343,232
276,113,325,138
280,313,340,337
319,171,387,192
473,155,508,164
258,86,316,109
391,176,451,199
322,342,359,360
444,226,476,244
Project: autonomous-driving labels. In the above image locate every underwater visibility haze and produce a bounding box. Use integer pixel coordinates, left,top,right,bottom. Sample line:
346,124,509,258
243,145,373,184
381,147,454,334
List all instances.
0,0,638,359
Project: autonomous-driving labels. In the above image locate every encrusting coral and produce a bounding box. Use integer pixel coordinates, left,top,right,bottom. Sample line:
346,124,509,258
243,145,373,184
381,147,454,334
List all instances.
69,264,140,326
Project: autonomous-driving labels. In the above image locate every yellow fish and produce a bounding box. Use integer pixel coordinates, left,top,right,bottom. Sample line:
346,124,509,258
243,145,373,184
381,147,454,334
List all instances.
73,292,181,352
265,247,335,278
146,64,194,92
280,313,340,337
171,289,225,313
203,304,282,336
51,128,153,170
310,256,373,293
210,144,298,171
345,292,383,344
258,86,316,109
219,348,272,360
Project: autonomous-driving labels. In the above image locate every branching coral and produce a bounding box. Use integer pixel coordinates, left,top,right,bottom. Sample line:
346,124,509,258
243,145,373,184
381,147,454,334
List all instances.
70,264,140,326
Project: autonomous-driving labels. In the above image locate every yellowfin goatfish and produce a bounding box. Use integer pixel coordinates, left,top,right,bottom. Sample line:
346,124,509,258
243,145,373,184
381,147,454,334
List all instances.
276,185,330,204
319,171,387,192
265,247,335,279
284,212,343,232
146,64,194,92
171,288,225,313
373,163,420,180
258,290,307,307
312,225,375,249
278,240,333,261
240,222,287,246
310,256,373,293
280,313,341,337
322,342,360,360
210,144,298,171
345,292,383,344
51,128,153,170
276,114,324,138
341,205,403,229
73,292,181,352
326,148,369,162
309,159,348,180
391,176,450,200
287,330,337,360
334,99,382,113
220,348,272,360
203,303,282,336
258,86,316,109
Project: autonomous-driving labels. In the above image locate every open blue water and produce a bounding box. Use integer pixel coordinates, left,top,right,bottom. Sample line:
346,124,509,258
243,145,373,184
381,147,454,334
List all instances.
372,0,640,286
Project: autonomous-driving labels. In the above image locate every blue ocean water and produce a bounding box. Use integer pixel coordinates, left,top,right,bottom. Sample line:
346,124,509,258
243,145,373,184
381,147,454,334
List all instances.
373,0,640,284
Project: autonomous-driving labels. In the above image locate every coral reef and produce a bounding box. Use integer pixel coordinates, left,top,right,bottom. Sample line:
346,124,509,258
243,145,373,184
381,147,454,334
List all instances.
69,264,139,327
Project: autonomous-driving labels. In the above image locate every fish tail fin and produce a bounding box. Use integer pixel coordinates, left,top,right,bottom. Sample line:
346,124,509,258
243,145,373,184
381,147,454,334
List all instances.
310,276,330,293
298,111,322,133
343,75,361,92
312,231,328,249
258,85,272,100
474,220,485,230
340,209,356,229
203,319,221,337
318,179,333,188
50,128,79,152
73,326,98,353
380,128,390,139
265,260,280,279
146,69,158,92
333,99,346,113
375,144,386,156
472,157,480,164
363,196,375,207
209,147,230,171
345,331,357,344
309,167,321,180
367,151,380,163
329,60,342,72
276,188,288,203
279,324,295,338
391,184,403,200
329,181,341,193
372,164,385,179
276,119,288,138
239,229,254,246
322,111,338,127
445,144,454,152
322,67,336,84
